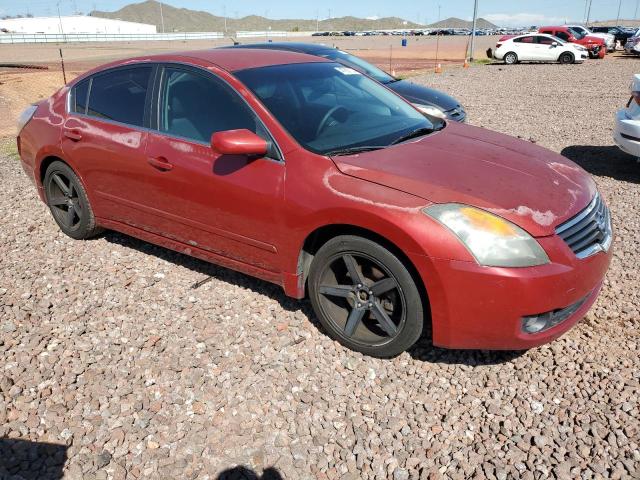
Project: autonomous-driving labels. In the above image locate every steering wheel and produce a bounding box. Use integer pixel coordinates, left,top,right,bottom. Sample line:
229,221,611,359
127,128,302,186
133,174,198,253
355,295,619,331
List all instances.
316,106,349,137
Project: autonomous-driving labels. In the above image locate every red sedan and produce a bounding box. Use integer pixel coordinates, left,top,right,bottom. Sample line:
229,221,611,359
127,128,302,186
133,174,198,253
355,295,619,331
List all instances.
16,49,613,357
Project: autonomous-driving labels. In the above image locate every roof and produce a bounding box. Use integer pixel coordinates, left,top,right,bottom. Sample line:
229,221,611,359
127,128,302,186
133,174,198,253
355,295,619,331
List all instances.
225,42,335,55
154,48,329,72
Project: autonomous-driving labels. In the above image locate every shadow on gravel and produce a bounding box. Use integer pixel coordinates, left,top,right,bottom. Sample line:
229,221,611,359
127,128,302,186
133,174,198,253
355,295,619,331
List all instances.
102,231,317,316
408,335,525,366
562,145,640,184
0,438,68,480
103,232,527,366
217,466,283,480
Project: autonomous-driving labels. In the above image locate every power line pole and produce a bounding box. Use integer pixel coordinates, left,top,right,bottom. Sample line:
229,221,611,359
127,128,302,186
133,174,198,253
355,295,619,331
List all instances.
616,0,623,25
585,0,593,26
158,0,164,33
469,0,479,61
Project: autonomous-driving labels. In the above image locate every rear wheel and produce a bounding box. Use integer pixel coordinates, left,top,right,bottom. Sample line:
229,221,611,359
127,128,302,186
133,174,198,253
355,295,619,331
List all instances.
44,161,102,239
559,52,574,64
504,52,518,65
308,235,424,358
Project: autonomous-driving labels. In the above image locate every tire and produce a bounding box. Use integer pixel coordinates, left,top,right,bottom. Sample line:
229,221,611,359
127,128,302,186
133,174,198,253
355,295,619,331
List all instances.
504,52,518,65
44,161,102,240
559,52,574,64
308,235,424,358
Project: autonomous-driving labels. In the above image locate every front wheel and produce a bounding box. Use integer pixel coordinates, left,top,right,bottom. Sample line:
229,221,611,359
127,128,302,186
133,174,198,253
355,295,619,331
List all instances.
504,52,518,65
559,52,574,64
308,235,424,358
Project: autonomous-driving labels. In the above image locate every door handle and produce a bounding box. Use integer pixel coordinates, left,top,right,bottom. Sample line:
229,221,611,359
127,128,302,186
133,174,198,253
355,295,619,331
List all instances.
147,156,174,171
63,129,82,141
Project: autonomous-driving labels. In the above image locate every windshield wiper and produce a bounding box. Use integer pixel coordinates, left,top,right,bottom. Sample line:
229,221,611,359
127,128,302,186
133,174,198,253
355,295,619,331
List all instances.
391,127,434,145
325,146,386,156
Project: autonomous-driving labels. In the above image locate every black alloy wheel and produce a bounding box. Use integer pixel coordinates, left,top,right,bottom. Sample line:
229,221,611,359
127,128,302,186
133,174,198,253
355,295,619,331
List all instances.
309,236,424,357
44,161,102,239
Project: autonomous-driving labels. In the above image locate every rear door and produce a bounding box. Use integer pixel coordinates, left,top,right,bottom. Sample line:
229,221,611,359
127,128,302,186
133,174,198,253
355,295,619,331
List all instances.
61,65,157,228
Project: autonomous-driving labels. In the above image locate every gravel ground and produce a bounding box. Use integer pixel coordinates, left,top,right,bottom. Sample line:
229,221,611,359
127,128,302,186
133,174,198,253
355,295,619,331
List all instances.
1,56,639,480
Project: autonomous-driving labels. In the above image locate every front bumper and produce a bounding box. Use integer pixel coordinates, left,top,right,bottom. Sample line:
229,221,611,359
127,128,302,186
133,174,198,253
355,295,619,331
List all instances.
409,235,612,350
614,109,640,157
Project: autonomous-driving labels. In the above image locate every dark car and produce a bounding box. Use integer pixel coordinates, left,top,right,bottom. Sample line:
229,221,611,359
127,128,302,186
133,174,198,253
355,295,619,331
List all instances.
590,26,634,46
222,42,466,122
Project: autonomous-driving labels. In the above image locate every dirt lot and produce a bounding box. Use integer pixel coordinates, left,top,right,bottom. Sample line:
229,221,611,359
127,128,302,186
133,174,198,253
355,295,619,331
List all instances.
0,35,494,137
1,52,639,478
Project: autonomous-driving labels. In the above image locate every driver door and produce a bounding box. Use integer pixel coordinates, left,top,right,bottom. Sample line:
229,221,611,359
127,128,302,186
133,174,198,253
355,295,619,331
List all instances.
143,64,286,272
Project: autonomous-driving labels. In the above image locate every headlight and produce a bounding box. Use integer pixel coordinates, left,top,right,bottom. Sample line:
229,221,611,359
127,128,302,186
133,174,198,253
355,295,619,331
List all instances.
414,103,447,119
423,204,550,267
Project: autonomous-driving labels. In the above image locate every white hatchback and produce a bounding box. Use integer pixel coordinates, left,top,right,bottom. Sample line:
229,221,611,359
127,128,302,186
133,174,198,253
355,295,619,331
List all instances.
493,33,588,65
614,74,640,157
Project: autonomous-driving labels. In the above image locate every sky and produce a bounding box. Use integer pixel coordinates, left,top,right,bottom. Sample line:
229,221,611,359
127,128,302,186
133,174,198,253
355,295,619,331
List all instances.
0,0,637,27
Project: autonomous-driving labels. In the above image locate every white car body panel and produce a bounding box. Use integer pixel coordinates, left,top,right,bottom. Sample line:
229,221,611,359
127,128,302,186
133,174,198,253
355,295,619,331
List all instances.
614,74,640,157
566,25,615,51
494,34,587,63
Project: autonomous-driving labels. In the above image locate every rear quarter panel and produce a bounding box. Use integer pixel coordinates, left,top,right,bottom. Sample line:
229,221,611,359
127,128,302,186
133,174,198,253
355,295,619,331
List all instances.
19,87,68,200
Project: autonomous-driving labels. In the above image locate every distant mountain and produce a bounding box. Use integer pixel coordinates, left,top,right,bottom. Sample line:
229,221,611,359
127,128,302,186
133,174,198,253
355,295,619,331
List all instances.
590,19,639,28
427,17,498,29
91,0,422,33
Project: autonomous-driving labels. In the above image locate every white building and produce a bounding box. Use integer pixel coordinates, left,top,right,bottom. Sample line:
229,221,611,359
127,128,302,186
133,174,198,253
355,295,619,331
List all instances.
0,16,157,35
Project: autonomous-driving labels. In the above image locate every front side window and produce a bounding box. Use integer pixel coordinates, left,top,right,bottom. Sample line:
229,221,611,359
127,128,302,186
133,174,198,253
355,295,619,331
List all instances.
235,62,438,155
555,31,570,41
160,67,258,143
86,67,151,127
537,36,559,45
514,36,534,43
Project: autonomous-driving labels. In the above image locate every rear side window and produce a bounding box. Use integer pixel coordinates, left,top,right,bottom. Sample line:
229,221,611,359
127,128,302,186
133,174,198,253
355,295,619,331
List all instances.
70,80,89,114
556,32,570,41
86,67,152,127
514,36,534,43
540,30,553,35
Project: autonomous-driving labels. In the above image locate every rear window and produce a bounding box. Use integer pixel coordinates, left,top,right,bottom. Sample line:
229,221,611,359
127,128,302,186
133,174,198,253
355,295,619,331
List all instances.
70,80,89,114
86,67,152,127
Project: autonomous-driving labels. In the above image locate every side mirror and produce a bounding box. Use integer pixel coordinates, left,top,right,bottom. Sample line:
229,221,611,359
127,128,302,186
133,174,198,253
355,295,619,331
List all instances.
211,129,268,157
552,42,559,47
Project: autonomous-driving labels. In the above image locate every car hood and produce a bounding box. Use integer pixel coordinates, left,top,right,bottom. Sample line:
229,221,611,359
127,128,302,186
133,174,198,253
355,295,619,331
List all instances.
331,122,596,237
387,80,462,112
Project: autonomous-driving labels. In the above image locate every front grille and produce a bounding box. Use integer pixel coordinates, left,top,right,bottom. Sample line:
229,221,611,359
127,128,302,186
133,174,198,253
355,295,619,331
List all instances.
556,193,612,259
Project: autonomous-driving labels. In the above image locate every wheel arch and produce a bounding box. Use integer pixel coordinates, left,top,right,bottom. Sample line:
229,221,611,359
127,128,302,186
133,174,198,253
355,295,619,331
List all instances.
295,223,431,325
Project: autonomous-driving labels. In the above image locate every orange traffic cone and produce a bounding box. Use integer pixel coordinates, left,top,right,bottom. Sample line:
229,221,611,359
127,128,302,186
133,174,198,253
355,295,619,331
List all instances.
435,63,442,74
463,58,470,68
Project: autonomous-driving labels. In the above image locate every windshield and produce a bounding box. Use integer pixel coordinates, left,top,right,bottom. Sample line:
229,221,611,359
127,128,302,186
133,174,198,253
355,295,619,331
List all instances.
568,27,586,39
235,62,437,155
318,49,395,84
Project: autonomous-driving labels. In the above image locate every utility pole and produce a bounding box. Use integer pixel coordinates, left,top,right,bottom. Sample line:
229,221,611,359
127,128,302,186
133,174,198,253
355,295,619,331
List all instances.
469,0,479,61
636,0,640,20
56,1,65,39
616,0,623,25
583,0,589,23
223,5,227,33
158,0,164,33
585,0,593,26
